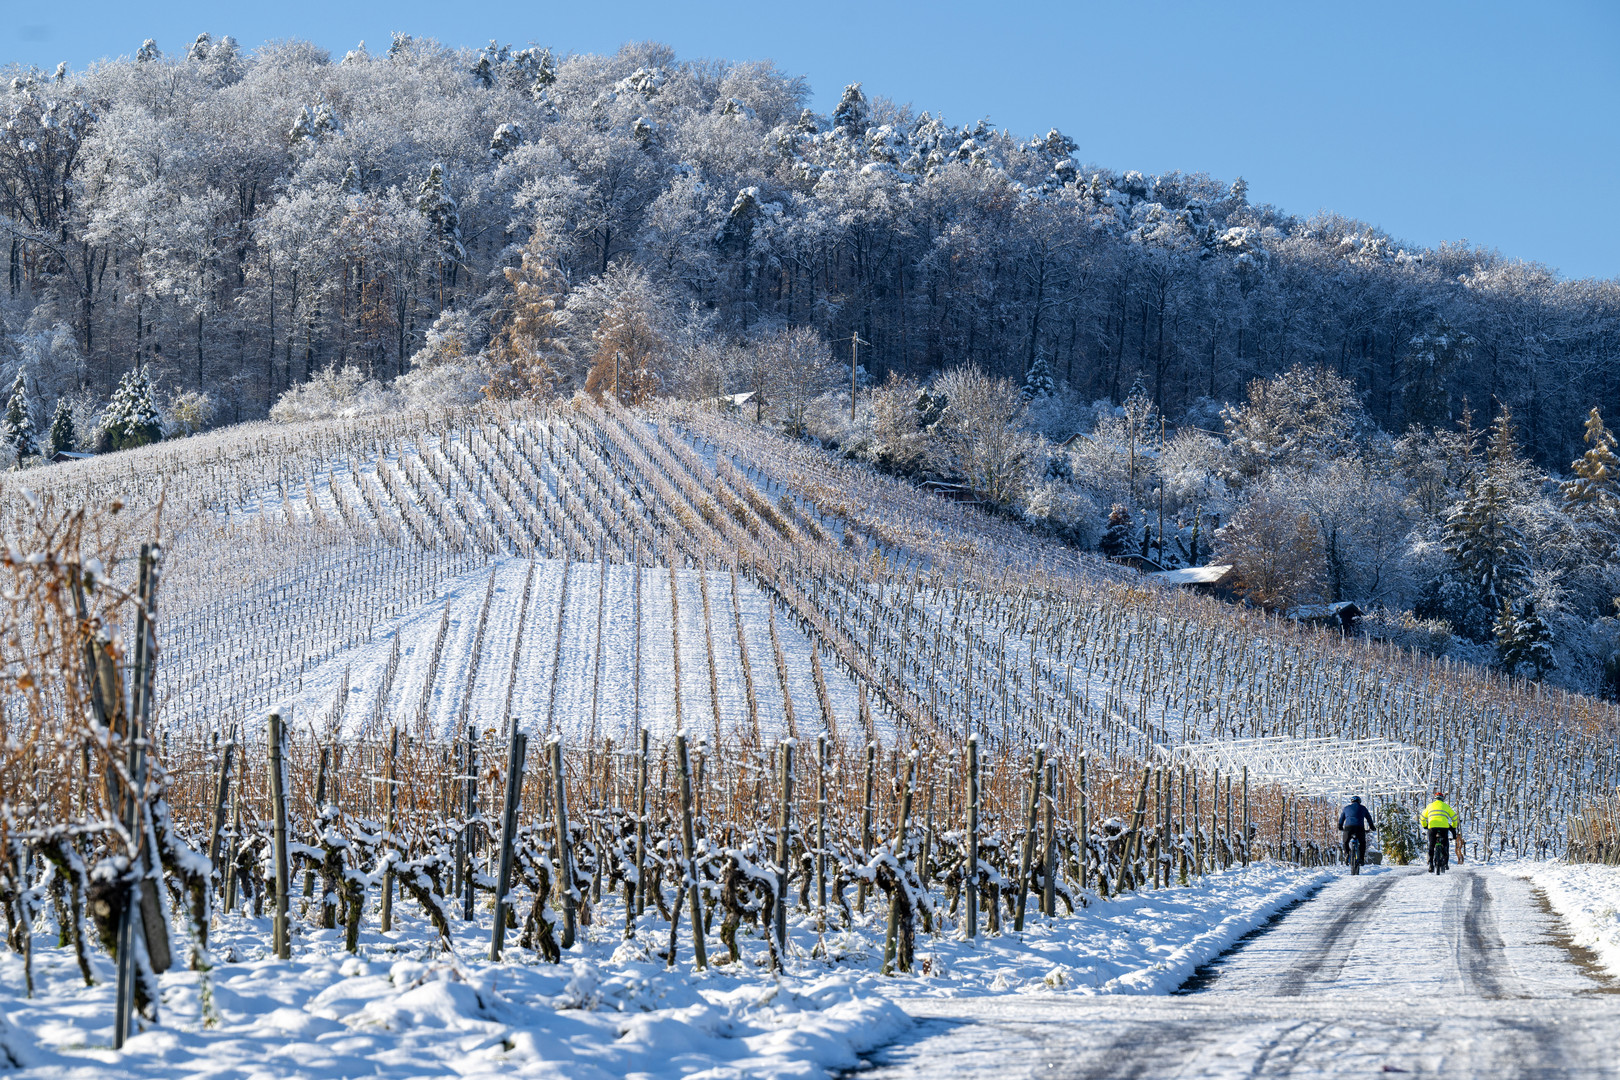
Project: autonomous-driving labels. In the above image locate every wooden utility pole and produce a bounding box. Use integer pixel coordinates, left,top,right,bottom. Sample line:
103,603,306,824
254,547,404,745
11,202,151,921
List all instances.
850,331,870,420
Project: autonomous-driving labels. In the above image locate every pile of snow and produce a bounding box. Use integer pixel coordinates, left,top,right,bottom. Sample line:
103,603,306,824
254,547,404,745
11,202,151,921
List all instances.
1504,861,1620,977
0,862,1329,1078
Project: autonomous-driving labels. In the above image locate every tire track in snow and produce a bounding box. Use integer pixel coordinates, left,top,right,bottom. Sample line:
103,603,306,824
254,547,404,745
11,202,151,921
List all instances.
1271,873,1401,996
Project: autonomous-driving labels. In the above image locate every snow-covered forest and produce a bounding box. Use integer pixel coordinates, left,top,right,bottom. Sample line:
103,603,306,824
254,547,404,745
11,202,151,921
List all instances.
3,33,1617,449
1,33,1618,697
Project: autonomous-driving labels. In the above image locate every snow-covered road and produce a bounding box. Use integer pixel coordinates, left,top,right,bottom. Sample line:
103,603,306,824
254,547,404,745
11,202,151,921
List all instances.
860,867,1620,1078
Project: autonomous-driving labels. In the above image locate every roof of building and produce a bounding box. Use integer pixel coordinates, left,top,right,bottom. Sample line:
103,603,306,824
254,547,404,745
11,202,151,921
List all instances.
1146,564,1234,586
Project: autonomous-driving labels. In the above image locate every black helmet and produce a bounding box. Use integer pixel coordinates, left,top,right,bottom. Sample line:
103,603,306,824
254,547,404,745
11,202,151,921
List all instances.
1350,795,1361,804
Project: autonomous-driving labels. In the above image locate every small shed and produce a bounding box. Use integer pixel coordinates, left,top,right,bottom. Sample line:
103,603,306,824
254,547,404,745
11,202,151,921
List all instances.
1291,601,1364,634
49,450,96,464
721,391,766,412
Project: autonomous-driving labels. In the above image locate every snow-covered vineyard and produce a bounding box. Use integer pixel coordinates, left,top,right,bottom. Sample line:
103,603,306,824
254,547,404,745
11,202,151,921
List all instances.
11,401,1620,848
5,401,1620,1076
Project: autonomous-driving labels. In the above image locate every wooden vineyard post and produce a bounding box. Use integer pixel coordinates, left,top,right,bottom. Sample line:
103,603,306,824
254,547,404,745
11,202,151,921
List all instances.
675,732,709,969
489,724,528,961
882,753,916,975
1278,794,1288,863
1178,764,1189,886
224,770,242,915
380,727,399,932
858,742,876,914
463,726,478,920
1014,745,1044,931
775,740,794,962
1224,772,1233,870
965,734,979,939
633,727,650,920
269,712,291,961
204,737,235,949
1121,766,1152,896
307,746,329,902
1042,756,1056,918
816,734,829,933
550,738,577,949
207,739,235,879
114,546,163,1047
1193,768,1203,877
1241,765,1250,867
1077,751,1088,893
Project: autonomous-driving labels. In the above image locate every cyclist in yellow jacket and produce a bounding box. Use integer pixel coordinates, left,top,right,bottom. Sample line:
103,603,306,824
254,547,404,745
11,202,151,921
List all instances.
1421,791,1460,873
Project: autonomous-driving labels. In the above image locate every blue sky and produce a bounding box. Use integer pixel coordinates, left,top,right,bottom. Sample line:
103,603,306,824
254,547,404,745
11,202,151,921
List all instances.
5,1,1617,280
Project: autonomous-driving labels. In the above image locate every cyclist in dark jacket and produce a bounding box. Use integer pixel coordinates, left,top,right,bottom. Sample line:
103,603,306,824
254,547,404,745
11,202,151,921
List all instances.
1338,796,1376,862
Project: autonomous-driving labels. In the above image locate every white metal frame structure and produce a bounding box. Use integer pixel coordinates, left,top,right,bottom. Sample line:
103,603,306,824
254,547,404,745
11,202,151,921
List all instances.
1161,736,1434,800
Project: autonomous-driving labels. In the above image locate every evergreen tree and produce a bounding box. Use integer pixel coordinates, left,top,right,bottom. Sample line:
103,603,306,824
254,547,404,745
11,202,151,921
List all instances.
98,367,164,452
1098,503,1133,558
831,83,868,137
1495,599,1555,680
1441,474,1527,639
46,397,75,457
1021,351,1055,400
1562,407,1619,511
3,369,37,460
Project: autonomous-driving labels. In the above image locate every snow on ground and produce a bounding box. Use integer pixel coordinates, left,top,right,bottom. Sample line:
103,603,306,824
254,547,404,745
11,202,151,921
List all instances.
0,863,1328,1078
1504,860,1620,978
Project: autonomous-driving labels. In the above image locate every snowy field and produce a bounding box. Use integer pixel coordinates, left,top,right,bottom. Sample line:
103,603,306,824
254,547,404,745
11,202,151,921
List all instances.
0,864,1329,1079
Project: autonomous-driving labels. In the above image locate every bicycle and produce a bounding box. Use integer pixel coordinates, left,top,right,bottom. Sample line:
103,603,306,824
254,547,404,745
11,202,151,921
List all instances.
1346,832,1366,876
1428,832,1451,874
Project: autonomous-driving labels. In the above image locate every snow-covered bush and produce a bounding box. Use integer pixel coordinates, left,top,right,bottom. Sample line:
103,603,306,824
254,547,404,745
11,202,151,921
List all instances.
1360,608,1454,656
270,366,401,422
164,390,218,437
1017,480,1103,547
